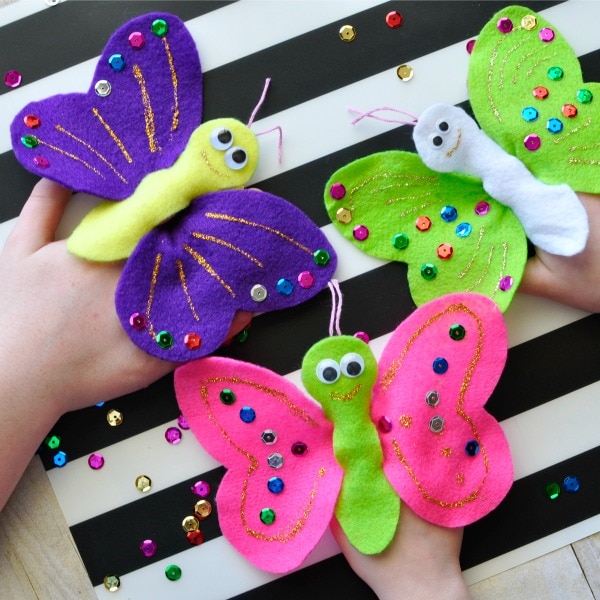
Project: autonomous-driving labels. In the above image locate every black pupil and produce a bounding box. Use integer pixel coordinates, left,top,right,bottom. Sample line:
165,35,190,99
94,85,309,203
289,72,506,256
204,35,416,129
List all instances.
218,129,232,144
438,121,449,131
323,366,338,382
433,136,443,147
346,361,362,376
231,149,247,164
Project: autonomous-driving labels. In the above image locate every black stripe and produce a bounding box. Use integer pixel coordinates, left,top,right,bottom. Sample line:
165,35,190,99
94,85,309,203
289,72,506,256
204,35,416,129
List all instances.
70,444,600,590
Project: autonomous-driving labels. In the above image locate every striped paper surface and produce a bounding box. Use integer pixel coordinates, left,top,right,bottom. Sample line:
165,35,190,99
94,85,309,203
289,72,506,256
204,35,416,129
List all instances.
1,2,599,598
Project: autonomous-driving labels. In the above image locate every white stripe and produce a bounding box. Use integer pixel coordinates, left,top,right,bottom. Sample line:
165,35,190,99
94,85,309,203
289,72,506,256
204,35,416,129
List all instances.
0,0,59,28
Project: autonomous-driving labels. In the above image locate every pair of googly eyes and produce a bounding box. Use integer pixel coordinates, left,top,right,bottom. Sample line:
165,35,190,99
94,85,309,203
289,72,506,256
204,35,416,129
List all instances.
428,119,451,149
210,127,249,170
316,353,365,384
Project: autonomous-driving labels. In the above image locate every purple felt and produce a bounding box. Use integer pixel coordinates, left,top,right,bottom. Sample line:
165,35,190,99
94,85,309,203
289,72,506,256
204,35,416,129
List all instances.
115,188,338,361
10,12,201,199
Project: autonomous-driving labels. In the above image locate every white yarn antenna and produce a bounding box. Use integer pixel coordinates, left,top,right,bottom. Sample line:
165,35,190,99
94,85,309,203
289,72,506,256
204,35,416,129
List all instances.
328,279,343,336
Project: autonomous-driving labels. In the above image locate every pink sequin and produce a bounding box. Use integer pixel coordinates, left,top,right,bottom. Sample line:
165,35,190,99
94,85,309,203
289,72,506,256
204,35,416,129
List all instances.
4,70,22,88
178,414,190,430
354,331,370,344
353,225,369,241
298,271,315,289
524,134,541,151
497,17,513,33
33,156,50,168
330,182,346,200
474,201,491,216
466,39,476,54
539,27,555,42
165,426,182,444
378,416,393,433
140,539,157,557
88,453,105,470
191,480,211,497
499,276,514,291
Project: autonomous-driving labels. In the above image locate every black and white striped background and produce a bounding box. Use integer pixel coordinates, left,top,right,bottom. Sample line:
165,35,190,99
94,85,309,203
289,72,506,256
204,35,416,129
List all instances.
1,1,599,598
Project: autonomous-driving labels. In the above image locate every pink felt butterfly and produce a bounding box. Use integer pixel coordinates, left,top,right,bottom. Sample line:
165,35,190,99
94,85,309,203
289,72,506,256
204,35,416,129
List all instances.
175,292,513,573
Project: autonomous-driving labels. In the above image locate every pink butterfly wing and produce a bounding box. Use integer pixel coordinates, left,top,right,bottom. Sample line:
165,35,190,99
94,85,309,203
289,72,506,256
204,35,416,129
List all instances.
174,357,343,573
372,293,513,527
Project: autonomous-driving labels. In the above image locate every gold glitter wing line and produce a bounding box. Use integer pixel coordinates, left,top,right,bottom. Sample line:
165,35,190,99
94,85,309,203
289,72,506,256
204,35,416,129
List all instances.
350,173,438,196
35,138,105,179
554,117,592,145
204,213,313,255
491,242,509,298
176,259,200,321
133,64,160,153
183,244,236,298
457,226,485,279
486,36,504,122
192,232,264,268
91,108,133,163
145,252,163,339
465,245,494,293
162,37,179,132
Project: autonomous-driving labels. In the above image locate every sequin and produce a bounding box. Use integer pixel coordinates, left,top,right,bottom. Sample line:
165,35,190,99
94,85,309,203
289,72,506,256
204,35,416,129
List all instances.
449,323,466,340
521,107,539,122
108,53,126,72
291,441,308,456
437,243,453,260
152,18,169,37
532,86,549,100
33,156,50,168
429,416,445,434
261,430,277,444
182,515,200,532
88,453,105,469
563,475,580,493
267,453,284,469
236,328,250,343
298,271,315,289
474,201,490,216
240,406,256,423
393,233,409,250
21,135,38,149
524,134,541,151
276,278,293,296
396,64,414,81
4,70,22,88
521,14,537,30
576,89,593,104
547,66,563,81
184,333,201,350
420,263,438,281
268,477,285,494
177,414,189,430
497,17,513,33
561,104,578,118
336,207,352,223
539,27,555,42
432,357,449,374
260,507,276,524
53,451,67,467
354,331,370,343
378,416,393,433
194,499,212,519
386,10,403,28
94,79,111,97
313,249,331,266
165,426,182,444
191,480,210,497
103,575,120,592
129,312,147,330
339,25,356,42
426,390,440,407
465,440,480,456
187,530,204,545
220,388,235,405
106,408,124,426
499,275,514,291
440,205,458,222
128,31,145,49
330,182,346,199
456,222,472,237
250,284,267,302
23,114,41,128
353,225,369,241
416,216,432,231
165,565,182,581
140,539,157,557
544,481,561,500
156,330,174,349
135,475,152,492
466,39,476,54
45,434,61,449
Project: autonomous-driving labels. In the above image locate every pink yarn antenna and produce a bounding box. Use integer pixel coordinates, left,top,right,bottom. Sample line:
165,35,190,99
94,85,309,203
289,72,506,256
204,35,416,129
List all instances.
327,279,343,337
348,106,418,126
248,78,272,126
256,125,283,163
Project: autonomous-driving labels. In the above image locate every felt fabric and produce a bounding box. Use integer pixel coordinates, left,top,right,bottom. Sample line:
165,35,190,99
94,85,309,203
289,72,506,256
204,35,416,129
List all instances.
468,5,600,195
413,104,588,256
301,336,400,554
10,12,202,200
324,150,527,313
115,188,337,362
372,292,513,528
174,357,344,574
67,117,259,261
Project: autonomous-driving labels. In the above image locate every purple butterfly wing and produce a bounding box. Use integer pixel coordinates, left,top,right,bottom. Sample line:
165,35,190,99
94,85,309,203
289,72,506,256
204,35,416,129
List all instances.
115,189,337,361
10,12,201,199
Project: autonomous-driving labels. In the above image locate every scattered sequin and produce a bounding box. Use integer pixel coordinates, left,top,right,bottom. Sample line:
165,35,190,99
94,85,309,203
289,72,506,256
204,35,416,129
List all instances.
396,64,414,81
152,18,169,37
45,434,61,449
386,10,403,28
182,515,200,532
393,233,409,250
524,134,541,151
576,89,593,104
429,416,444,434
433,357,449,374
521,14,537,30
276,278,294,296
426,390,440,407
250,284,268,302
106,408,124,426
440,205,458,222
94,79,111,97
187,530,204,545
437,243,453,260
165,426,182,444
261,430,277,444
103,575,120,592
140,539,157,557
354,331,370,344
135,475,152,493
466,39,476,54
339,25,356,42
532,86,549,100
21,135,38,149
544,481,561,500
88,453,105,469
474,201,490,216
378,416,393,433
499,276,514,291
129,312,147,330
298,271,315,289
177,414,189,430
563,475,580,493
267,453,284,469
313,249,331,266
240,406,256,423
420,263,438,281
521,107,539,122
561,104,578,118
184,333,201,350
128,31,145,49
165,564,182,581
465,440,480,456
33,156,50,168
330,182,346,199
23,114,41,128
291,441,308,456
547,66,563,81
456,222,472,237
4,70,22,88
416,216,432,231
194,499,212,519
260,508,276,524
539,27,555,42
353,225,369,241
268,477,285,494
53,450,67,467
191,480,210,497
156,330,174,349
220,389,236,405
108,53,126,72
449,323,466,340
336,207,352,223
497,17,513,34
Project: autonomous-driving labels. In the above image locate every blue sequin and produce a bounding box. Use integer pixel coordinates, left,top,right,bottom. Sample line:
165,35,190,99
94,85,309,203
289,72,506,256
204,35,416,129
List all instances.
547,118,563,133
455,222,472,238
465,440,480,456
521,107,539,122
267,477,285,494
276,278,294,296
440,206,458,222
432,357,449,374
563,475,580,493
239,406,256,423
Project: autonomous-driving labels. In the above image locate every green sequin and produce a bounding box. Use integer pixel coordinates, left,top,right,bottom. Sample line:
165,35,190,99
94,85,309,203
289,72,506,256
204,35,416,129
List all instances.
151,18,169,37
21,135,38,148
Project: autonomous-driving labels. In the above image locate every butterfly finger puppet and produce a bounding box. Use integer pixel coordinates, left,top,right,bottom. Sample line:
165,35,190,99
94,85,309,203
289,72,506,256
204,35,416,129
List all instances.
175,291,513,572
10,13,337,361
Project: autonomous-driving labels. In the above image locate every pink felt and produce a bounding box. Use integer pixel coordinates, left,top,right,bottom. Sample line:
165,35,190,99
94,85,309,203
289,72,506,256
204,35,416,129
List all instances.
372,293,513,527
174,357,344,573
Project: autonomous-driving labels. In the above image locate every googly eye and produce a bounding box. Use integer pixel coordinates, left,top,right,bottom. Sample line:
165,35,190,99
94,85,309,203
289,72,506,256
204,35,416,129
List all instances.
210,127,233,150
428,132,444,149
225,146,248,170
340,353,365,378
316,358,341,384
436,119,450,133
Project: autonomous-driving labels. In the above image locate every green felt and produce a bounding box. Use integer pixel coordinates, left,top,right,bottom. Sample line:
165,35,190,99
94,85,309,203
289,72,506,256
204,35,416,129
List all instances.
302,336,399,554
468,5,600,194
324,151,527,313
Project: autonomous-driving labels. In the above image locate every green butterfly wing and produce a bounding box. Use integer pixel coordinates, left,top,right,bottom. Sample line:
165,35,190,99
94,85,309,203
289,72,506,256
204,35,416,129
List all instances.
324,151,527,313
468,5,600,194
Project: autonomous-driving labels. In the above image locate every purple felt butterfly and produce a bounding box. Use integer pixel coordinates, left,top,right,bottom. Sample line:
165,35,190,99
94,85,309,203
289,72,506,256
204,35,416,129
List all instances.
10,13,337,361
